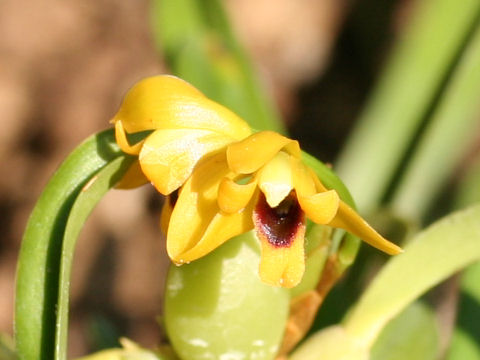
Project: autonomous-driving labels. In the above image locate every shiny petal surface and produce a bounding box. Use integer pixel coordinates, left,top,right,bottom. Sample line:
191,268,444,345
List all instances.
114,160,149,189
258,151,294,208
329,202,403,255
298,190,339,225
217,177,257,214
112,75,251,139
227,131,301,174
291,157,317,197
139,129,235,195
167,152,232,262
114,121,144,155
292,158,339,224
254,193,306,288
177,203,254,263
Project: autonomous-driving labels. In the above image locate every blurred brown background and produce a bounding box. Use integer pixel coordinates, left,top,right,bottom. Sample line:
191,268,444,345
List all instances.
0,0,404,356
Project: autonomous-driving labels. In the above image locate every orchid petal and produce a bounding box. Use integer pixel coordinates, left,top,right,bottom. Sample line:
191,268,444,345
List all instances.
257,151,294,208
139,129,235,195
227,131,301,174
114,121,144,155
254,193,306,288
166,152,232,262
111,75,251,139
115,160,149,189
217,177,257,214
291,157,317,196
177,203,254,263
298,191,339,225
329,202,403,255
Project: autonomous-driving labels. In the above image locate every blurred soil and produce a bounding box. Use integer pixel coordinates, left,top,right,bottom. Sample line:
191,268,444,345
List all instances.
0,0,405,356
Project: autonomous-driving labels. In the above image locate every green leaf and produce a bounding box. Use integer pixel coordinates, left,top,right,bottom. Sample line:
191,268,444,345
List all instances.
14,129,124,360
151,0,284,133
446,261,480,360
55,156,134,359
343,204,480,348
390,23,480,220
336,0,480,213
291,204,480,359
370,301,439,360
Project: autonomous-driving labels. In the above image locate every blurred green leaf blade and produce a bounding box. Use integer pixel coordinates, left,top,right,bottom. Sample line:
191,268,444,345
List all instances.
336,0,480,213
370,301,439,360
344,204,480,348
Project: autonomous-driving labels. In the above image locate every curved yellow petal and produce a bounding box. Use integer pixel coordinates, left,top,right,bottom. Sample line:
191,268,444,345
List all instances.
166,152,232,262
329,202,403,255
139,129,235,195
177,202,254,263
112,75,251,140
217,177,257,213
114,120,144,155
257,223,306,289
298,190,339,225
227,131,301,174
291,157,317,197
257,151,294,208
115,160,149,189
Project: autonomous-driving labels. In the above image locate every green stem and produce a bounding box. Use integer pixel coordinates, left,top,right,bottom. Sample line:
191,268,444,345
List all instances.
14,130,122,360
55,156,134,359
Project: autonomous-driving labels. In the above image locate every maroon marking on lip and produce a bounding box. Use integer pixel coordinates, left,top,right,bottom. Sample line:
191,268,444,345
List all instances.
253,192,304,248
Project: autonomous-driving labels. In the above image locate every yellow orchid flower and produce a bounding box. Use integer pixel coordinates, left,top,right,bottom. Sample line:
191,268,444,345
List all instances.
112,75,402,289
165,130,402,288
111,75,251,195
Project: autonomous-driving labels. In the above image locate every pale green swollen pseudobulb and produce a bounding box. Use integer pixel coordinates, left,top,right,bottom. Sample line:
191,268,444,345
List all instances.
164,231,290,360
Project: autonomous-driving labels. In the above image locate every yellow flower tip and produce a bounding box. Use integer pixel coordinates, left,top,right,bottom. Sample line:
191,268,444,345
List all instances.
298,190,340,225
330,201,403,256
258,151,294,208
254,192,306,288
226,131,300,174
112,75,251,140
114,120,143,155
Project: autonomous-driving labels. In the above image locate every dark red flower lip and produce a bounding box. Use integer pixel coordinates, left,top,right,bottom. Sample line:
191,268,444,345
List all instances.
253,191,305,248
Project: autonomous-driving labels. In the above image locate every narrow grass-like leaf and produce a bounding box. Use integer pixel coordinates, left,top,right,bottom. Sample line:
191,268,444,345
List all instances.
15,129,122,360
390,24,480,220
343,204,480,348
336,0,480,213
55,156,134,359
